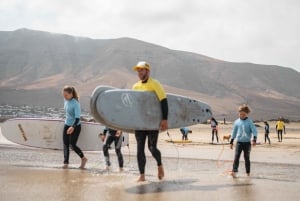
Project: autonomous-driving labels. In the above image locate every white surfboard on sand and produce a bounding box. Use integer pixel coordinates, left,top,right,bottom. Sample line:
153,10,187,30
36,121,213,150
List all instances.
1,118,129,150
91,86,212,131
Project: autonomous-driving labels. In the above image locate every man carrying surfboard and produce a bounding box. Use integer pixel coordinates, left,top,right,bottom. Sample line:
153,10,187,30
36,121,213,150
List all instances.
132,61,168,182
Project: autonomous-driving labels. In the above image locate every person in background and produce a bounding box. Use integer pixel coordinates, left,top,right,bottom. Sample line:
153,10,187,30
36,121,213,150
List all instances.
276,118,286,142
230,104,257,178
132,61,168,182
62,86,87,169
180,127,192,140
102,127,124,171
264,121,271,144
211,117,219,143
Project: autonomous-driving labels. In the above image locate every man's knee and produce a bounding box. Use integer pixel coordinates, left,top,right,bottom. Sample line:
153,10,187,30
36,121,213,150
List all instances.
148,145,158,154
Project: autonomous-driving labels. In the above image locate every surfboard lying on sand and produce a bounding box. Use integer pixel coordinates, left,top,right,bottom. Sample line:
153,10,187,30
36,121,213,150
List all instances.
165,140,192,143
91,86,212,131
1,118,129,150
210,142,230,145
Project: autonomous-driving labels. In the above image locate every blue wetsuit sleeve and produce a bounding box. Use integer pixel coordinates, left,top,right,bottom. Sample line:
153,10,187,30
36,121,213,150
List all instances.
74,101,81,119
230,121,238,144
72,101,81,127
250,120,258,141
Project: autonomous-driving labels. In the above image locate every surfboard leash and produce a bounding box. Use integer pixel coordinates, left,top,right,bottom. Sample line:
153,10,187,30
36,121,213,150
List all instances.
166,130,180,170
126,143,131,165
216,135,233,176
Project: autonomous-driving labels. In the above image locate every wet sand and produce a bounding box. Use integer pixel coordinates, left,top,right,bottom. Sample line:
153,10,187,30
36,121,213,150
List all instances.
1,122,300,201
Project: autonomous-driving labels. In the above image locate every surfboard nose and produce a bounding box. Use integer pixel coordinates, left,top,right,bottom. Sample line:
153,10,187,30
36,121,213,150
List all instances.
204,104,213,119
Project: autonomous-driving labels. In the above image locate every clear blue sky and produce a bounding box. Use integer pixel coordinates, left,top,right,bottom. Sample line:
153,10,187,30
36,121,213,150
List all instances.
1,0,300,72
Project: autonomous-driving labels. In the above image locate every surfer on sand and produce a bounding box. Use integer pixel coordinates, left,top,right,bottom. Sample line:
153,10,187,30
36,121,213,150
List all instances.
102,127,124,171
210,117,219,143
264,121,271,144
180,127,192,141
62,86,87,169
229,104,257,178
276,118,286,142
132,61,168,182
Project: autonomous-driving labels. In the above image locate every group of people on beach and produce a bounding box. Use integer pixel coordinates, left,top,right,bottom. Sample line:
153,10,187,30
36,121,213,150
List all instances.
208,117,286,145
61,61,287,180
62,61,167,182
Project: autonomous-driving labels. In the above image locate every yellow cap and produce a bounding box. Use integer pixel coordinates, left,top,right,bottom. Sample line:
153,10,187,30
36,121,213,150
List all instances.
132,61,151,71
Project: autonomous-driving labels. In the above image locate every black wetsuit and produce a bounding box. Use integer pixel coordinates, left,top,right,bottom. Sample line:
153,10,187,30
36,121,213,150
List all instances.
211,118,219,143
133,78,168,175
103,127,124,168
63,118,84,164
264,123,271,144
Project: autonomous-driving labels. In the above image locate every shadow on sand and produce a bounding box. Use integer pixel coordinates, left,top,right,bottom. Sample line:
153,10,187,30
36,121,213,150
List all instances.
125,178,253,194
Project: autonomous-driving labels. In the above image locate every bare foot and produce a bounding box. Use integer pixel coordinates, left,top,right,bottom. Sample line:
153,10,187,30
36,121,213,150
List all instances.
137,174,146,182
119,168,124,172
230,171,237,178
246,173,250,177
62,164,68,169
158,165,164,180
79,157,88,169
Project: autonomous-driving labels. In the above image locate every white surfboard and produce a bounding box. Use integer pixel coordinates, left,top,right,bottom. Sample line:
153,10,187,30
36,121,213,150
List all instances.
1,118,129,150
91,87,212,131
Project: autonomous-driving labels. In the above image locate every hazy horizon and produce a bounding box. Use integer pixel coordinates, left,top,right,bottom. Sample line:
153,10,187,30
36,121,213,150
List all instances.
1,0,300,72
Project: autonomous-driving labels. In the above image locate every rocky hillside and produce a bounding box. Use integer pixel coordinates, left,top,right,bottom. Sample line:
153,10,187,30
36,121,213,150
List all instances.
0,29,299,120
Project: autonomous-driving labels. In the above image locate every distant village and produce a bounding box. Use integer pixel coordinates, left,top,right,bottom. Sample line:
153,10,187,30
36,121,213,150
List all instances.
0,104,90,120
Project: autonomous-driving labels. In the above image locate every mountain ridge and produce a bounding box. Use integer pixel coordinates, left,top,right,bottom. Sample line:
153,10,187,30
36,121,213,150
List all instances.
0,29,299,120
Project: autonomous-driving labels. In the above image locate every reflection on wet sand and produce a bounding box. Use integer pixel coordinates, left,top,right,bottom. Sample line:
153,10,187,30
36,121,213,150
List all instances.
1,123,300,201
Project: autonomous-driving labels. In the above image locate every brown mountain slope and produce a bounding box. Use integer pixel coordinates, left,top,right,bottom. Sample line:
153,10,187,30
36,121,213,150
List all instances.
0,29,299,120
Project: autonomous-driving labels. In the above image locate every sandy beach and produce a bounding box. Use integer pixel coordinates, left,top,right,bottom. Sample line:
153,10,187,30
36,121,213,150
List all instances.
1,122,300,201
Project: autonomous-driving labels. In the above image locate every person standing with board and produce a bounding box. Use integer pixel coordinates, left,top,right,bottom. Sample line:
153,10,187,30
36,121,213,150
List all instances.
132,61,168,182
62,86,88,169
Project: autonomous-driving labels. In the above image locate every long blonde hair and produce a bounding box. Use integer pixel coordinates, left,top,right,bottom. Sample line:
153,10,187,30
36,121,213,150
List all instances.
63,86,79,101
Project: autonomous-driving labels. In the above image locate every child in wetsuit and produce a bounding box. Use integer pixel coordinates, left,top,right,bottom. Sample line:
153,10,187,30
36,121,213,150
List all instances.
102,127,124,171
230,104,258,177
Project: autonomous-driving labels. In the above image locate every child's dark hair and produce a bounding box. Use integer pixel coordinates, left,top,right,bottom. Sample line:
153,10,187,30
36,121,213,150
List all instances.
63,86,79,101
238,104,251,114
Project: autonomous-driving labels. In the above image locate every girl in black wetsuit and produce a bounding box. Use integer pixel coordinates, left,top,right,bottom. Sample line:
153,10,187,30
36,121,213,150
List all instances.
62,86,87,169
